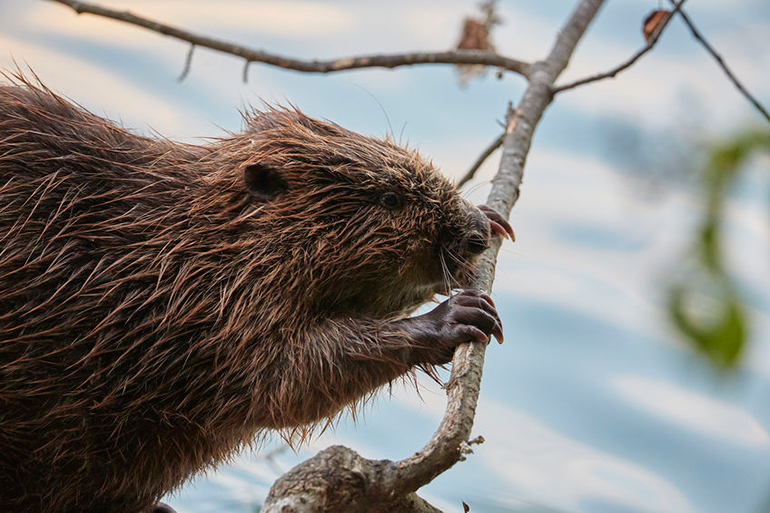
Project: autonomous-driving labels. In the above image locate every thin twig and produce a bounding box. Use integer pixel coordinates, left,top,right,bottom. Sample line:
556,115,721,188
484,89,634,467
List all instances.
47,0,531,78
457,132,504,188
554,0,686,93
177,44,195,82
668,0,770,124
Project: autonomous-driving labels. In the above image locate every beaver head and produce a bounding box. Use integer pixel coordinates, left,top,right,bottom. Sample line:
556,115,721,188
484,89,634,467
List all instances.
205,108,495,318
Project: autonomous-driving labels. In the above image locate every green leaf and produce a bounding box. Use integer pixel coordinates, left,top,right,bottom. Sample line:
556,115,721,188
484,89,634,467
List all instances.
667,129,769,368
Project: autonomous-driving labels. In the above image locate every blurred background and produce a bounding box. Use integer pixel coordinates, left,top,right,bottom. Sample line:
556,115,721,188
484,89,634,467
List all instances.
2,1,769,512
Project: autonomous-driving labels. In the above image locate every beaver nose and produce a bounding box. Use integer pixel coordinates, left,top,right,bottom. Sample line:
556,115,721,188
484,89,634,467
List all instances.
465,208,491,256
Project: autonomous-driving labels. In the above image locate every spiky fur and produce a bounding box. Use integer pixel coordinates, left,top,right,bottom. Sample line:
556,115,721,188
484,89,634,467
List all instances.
0,76,481,513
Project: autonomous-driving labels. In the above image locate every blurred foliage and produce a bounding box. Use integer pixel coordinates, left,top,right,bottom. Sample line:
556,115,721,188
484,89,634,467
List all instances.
668,129,770,368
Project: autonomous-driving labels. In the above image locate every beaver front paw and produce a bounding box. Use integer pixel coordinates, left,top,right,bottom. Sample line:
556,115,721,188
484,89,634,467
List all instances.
400,289,503,366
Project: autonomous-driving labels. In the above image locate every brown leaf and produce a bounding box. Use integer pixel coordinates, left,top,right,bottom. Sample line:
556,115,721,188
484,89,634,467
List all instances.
643,10,670,42
457,19,493,51
462,501,471,512
454,0,501,86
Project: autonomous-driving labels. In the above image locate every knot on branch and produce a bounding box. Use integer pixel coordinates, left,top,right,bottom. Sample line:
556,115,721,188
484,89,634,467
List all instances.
263,446,442,513
264,446,385,512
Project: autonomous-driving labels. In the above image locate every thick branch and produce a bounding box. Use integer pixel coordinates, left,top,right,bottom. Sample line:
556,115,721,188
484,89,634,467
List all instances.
554,0,686,93
47,0,531,78
265,446,442,513
397,0,605,481
668,0,770,124
375,0,608,496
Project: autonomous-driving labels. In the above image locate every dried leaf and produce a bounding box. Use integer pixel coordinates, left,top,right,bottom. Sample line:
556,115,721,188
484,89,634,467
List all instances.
643,10,670,42
454,0,501,86
457,19,493,51
462,501,471,512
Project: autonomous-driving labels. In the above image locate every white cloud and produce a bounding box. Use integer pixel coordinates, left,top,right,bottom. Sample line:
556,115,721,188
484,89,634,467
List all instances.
475,150,685,332
35,1,356,40
0,35,205,135
473,398,695,513
681,0,768,11
613,375,770,447
282,385,695,513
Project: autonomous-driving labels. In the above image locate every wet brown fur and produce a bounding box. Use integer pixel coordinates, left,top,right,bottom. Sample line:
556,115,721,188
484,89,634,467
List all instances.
0,75,484,513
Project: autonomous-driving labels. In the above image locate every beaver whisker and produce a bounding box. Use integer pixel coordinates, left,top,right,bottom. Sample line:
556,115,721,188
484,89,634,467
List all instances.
438,247,453,294
440,245,475,291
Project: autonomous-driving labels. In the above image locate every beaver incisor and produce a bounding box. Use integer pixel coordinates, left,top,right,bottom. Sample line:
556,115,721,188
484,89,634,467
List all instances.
0,77,513,513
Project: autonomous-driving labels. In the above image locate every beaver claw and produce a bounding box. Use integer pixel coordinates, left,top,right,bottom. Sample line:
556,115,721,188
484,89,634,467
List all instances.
479,205,515,241
399,289,504,366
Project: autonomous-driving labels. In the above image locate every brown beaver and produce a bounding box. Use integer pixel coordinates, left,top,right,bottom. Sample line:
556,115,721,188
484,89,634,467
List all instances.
0,76,512,513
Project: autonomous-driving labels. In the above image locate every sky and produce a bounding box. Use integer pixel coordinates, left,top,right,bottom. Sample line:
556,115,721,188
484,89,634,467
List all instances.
2,1,769,512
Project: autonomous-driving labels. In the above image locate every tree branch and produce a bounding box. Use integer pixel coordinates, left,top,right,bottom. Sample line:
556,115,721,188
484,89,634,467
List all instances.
47,0,531,79
367,0,609,494
667,0,770,124
457,132,504,188
44,0,611,509
262,0,607,509
553,0,686,93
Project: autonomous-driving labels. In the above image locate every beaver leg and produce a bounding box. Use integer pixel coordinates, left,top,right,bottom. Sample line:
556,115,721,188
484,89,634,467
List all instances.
261,289,502,428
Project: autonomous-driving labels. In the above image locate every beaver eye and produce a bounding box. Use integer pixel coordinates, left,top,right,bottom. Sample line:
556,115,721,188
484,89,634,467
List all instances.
379,192,403,210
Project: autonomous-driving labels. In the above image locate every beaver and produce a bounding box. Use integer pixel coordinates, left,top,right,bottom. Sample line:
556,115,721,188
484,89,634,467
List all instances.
0,76,513,513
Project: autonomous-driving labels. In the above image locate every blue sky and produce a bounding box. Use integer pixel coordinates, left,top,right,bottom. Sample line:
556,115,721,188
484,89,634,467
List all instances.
3,1,770,512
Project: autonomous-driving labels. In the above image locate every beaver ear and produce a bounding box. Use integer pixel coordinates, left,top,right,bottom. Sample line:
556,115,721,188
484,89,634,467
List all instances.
243,162,288,201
